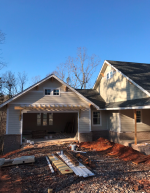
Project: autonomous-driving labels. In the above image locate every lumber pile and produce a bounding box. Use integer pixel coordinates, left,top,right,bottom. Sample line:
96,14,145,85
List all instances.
76,153,92,165
64,151,79,166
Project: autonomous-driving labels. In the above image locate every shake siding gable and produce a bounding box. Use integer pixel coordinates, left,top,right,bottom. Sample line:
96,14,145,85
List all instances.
97,63,149,103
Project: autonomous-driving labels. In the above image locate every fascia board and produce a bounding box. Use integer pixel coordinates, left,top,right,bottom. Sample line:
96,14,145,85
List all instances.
93,60,107,89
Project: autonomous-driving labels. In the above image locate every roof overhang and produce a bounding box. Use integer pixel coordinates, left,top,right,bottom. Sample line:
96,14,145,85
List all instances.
0,74,100,110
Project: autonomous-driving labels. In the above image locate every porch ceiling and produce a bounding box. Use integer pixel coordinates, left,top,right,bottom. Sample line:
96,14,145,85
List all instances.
14,104,86,111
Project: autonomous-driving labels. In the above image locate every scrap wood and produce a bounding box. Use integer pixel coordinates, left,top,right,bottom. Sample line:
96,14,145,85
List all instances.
64,151,79,166
47,154,73,174
2,155,35,167
57,152,94,177
46,156,54,173
76,153,92,165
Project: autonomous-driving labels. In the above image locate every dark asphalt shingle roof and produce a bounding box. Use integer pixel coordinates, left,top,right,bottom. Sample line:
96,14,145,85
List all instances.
105,97,150,109
107,60,150,93
76,89,106,108
76,89,150,109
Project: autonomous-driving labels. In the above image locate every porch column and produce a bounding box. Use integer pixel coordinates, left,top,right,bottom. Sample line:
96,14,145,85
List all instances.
134,109,137,145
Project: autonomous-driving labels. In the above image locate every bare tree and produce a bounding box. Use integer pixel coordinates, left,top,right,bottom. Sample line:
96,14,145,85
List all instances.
1,71,17,98
31,75,41,85
0,30,6,70
54,47,100,89
18,71,28,92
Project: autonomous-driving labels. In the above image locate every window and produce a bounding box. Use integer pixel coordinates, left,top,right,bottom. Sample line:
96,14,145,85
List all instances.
37,113,41,126
53,89,59,95
43,113,47,126
136,110,142,123
49,113,53,125
45,89,51,95
107,73,110,80
107,70,115,80
93,111,101,125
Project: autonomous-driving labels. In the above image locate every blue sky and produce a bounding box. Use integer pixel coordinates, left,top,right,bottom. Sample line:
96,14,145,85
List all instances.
0,0,150,88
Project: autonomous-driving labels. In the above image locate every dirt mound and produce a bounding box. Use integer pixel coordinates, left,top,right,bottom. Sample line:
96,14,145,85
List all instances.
80,137,150,164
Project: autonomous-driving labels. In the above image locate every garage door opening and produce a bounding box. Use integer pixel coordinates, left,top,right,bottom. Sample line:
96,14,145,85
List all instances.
22,112,78,142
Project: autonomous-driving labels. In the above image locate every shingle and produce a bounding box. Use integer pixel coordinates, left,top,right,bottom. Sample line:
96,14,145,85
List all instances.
76,89,106,108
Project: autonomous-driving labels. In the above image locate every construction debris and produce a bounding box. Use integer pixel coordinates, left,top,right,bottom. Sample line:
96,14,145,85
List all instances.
76,153,92,165
63,151,79,166
47,154,73,174
1,155,35,167
57,152,94,178
0,158,5,166
46,156,54,173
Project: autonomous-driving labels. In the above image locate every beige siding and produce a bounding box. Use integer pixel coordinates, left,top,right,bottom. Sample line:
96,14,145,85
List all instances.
97,63,149,103
108,110,120,132
120,109,150,132
79,109,90,133
10,78,88,106
7,104,21,134
91,110,108,131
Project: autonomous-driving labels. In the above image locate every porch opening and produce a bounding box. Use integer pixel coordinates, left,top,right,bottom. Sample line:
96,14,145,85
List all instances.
22,112,78,142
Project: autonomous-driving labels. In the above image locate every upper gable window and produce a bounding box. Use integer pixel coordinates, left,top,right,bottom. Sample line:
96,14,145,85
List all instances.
45,89,51,95
107,70,115,80
53,89,59,95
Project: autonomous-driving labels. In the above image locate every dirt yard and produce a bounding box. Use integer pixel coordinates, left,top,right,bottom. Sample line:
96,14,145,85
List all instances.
0,138,150,193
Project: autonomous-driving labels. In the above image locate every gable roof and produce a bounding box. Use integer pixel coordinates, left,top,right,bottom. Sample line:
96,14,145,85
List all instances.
0,74,100,109
107,60,150,93
93,60,150,97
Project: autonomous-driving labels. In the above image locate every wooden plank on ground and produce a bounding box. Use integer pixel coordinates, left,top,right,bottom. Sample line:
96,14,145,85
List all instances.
47,154,73,174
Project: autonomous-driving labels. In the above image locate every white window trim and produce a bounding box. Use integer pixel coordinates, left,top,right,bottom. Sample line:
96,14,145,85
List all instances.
43,88,60,96
92,110,102,126
106,70,115,80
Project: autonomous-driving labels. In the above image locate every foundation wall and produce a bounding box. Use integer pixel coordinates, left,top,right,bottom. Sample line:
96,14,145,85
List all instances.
3,134,21,154
79,132,92,142
92,130,109,141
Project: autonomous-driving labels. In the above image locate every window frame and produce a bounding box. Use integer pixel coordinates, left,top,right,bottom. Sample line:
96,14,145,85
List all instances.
136,110,142,124
49,113,53,125
44,88,60,96
106,70,115,80
92,111,102,126
43,113,47,126
37,113,41,126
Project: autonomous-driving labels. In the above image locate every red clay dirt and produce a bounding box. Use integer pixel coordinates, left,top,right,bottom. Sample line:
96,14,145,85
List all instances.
79,137,150,164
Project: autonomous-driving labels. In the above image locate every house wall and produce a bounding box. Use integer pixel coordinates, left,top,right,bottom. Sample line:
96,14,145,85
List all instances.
96,63,149,103
119,109,150,141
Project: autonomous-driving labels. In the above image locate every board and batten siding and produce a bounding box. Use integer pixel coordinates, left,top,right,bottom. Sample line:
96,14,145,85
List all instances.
96,63,149,103
120,109,150,132
7,78,91,135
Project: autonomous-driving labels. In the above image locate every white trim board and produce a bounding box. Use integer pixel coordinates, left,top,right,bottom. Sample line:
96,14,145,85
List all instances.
101,106,150,110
